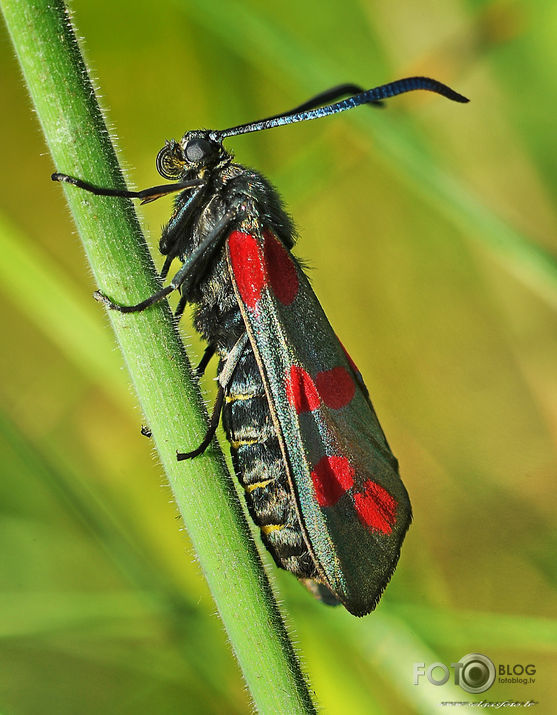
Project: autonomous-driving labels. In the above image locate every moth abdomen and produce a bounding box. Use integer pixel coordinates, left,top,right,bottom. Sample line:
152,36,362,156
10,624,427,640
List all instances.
221,343,323,584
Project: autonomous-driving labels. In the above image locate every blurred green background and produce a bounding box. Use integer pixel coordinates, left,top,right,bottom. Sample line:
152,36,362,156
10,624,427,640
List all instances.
1,0,556,712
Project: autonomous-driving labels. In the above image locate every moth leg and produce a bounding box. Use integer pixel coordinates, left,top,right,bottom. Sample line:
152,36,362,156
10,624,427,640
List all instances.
176,333,249,460
94,284,175,312
217,333,249,389
95,208,239,314
195,344,216,378
51,173,204,203
174,293,188,319
176,385,225,460
160,254,174,281
168,207,242,298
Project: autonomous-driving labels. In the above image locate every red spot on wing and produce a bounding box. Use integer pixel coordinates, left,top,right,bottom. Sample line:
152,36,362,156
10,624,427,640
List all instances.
315,366,355,409
263,229,299,305
285,365,320,413
311,455,355,507
353,481,397,534
311,453,397,534
228,231,266,310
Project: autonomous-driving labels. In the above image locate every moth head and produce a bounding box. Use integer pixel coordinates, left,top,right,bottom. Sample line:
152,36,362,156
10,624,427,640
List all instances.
156,131,230,180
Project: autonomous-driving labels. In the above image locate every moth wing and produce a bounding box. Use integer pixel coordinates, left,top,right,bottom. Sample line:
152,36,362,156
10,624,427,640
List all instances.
226,228,411,616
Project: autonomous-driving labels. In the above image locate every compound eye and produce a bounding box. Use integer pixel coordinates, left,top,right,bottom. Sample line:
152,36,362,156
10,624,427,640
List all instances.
156,141,184,180
184,138,211,164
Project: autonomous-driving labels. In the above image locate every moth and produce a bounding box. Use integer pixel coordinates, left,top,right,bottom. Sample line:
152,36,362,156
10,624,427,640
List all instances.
53,77,468,615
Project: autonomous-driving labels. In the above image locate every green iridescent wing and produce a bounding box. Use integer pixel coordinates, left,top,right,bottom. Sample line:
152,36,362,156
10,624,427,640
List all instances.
227,227,411,616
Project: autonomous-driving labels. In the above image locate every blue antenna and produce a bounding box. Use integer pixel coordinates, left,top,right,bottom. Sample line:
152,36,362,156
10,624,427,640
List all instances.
214,77,469,141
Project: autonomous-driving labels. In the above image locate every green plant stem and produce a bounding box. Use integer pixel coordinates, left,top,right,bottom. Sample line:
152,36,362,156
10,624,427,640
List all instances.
1,0,315,711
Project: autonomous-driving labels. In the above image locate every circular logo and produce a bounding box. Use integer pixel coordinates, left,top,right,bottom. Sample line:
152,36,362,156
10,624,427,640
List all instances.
458,653,496,694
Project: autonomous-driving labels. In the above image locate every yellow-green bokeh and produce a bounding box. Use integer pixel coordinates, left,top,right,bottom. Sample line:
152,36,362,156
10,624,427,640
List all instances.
1,0,556,712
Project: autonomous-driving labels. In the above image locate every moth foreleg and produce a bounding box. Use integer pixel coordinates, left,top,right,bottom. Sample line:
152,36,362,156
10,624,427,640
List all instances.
51,172,204,203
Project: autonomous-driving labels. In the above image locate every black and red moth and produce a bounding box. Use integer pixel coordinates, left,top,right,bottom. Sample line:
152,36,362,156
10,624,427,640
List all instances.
53,77,468,616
